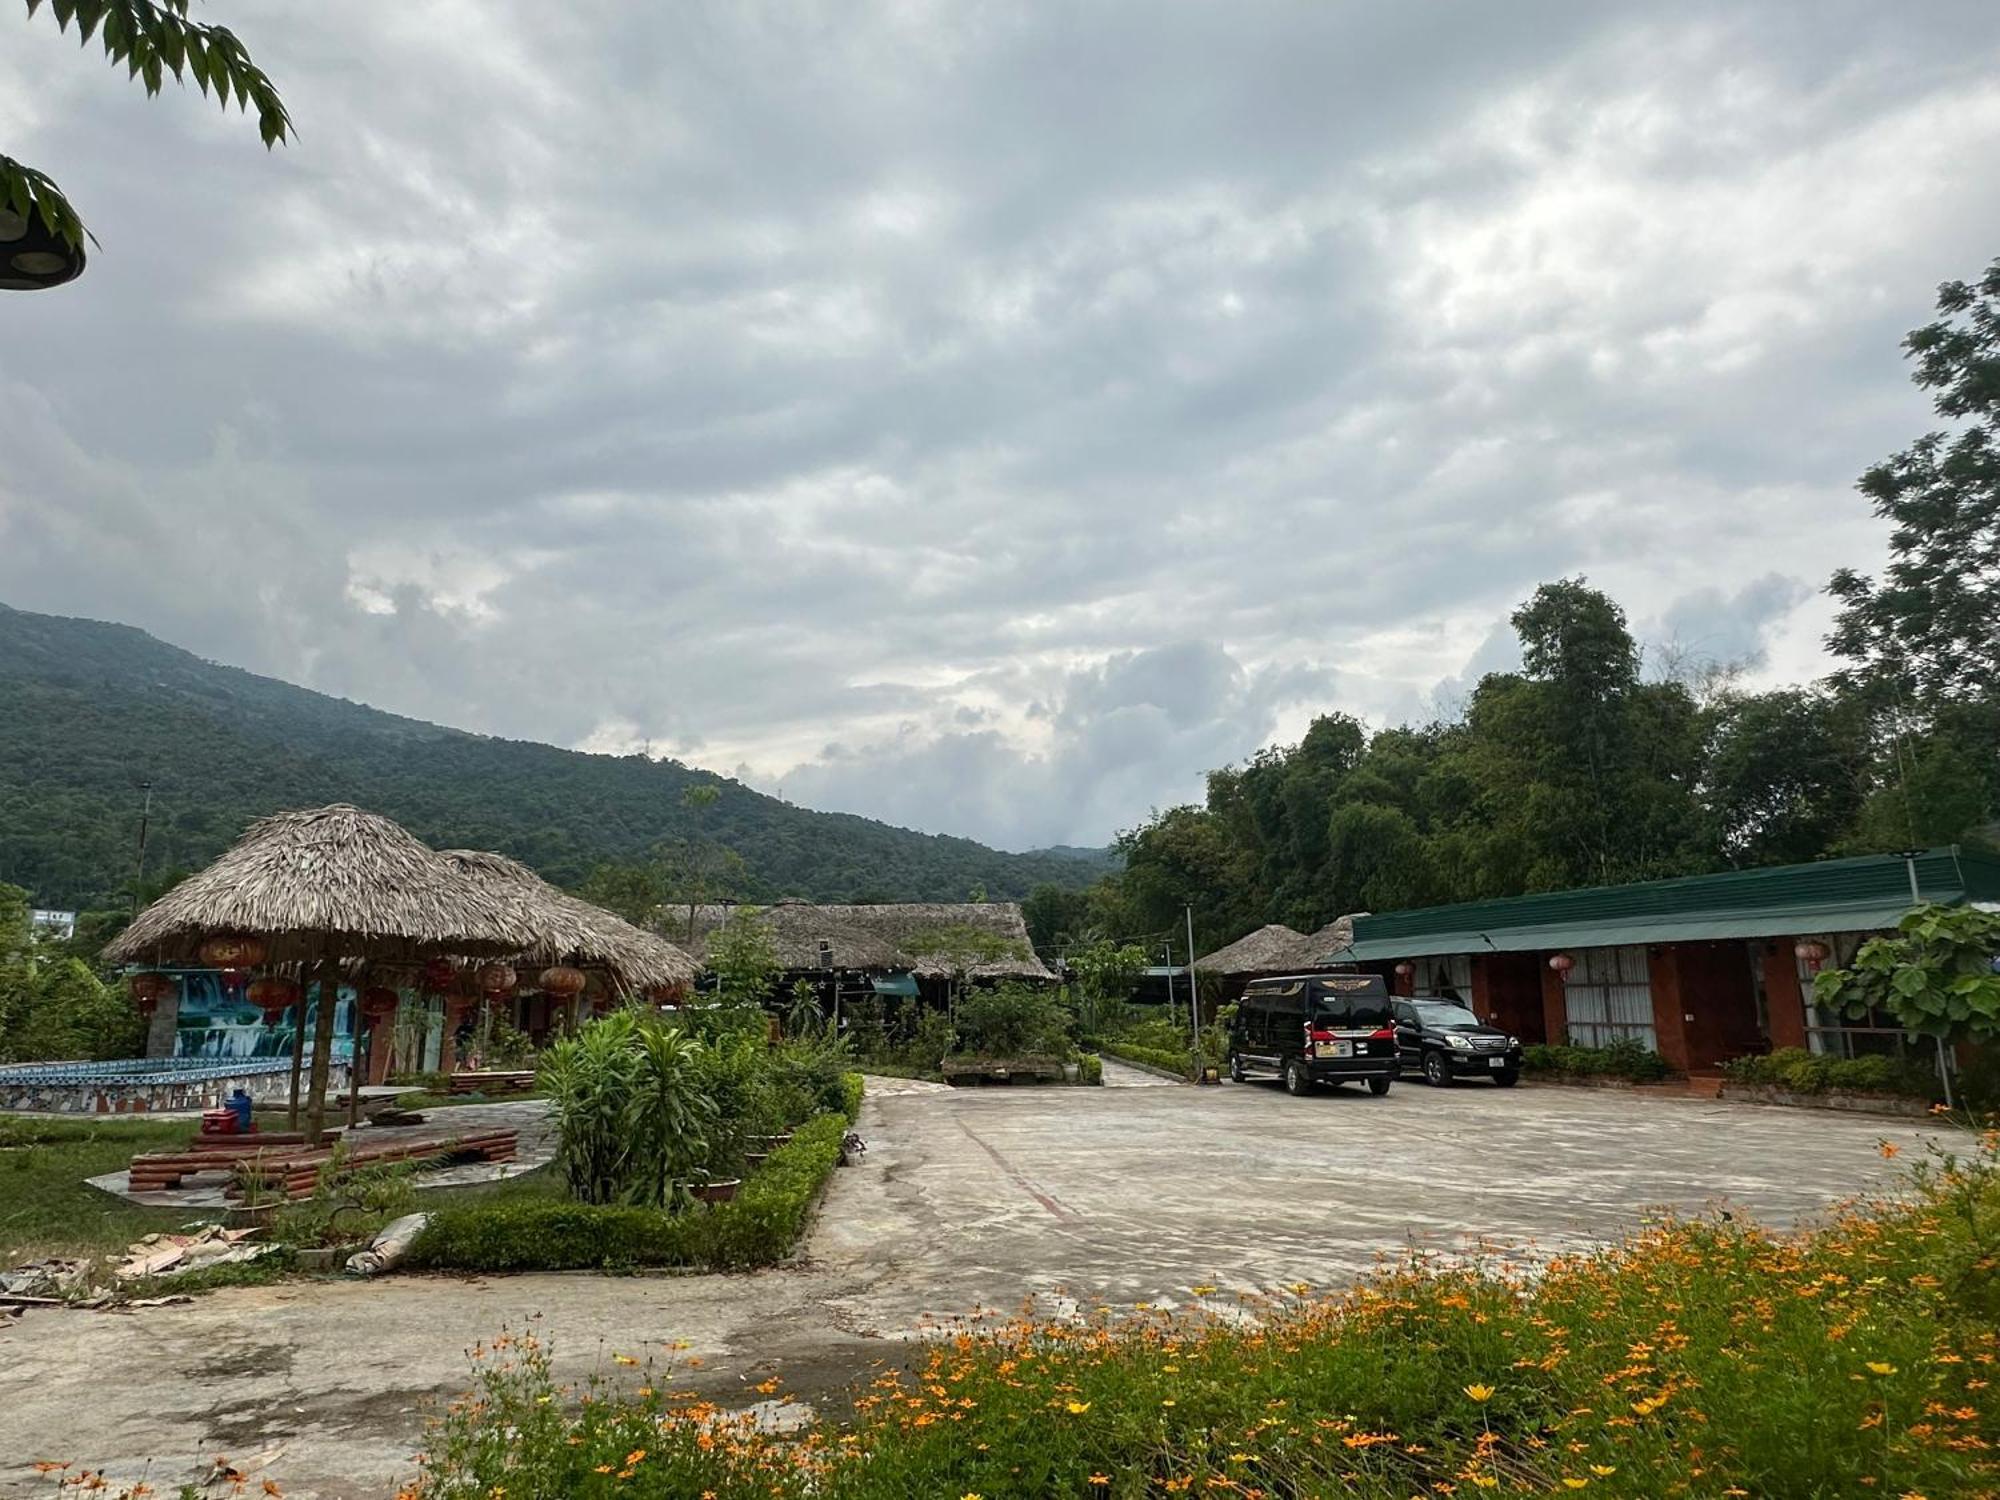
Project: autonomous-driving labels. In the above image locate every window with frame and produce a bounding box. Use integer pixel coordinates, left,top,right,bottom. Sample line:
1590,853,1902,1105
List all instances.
1801,931,1913,1058
1412,954,1473,999
1562,945,1656,1051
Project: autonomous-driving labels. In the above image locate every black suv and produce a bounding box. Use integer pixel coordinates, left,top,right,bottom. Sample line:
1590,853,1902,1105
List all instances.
1391,998,1523,1087
1228,974,1399,1096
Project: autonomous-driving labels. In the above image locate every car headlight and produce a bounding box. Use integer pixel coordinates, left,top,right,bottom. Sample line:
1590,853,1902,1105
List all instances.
1445,1034,1472,1050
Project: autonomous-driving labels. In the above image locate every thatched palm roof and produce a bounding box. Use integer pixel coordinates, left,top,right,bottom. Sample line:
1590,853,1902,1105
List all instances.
816,901,1055,980
106,804,537,967
1303,914,1360,963
673,901,908,971
667,899,1054,979
438,850,699,993
1195,923,1313,976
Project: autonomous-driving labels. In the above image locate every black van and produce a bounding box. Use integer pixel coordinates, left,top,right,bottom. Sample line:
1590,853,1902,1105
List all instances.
1227,973,1399,1096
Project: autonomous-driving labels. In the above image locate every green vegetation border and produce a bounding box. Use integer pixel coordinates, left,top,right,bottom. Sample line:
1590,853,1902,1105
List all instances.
408,1074,864,1274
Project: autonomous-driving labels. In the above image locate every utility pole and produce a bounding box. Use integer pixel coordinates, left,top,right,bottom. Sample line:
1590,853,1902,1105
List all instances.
130,780,154,918
1185,904,1200,1043
1898,849,1955,1111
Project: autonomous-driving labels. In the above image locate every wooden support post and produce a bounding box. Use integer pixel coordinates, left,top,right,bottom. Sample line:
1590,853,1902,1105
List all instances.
286,993,307,1130
304,957,340,1144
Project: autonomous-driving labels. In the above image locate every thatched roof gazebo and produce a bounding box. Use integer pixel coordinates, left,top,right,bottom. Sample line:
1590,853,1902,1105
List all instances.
674,900,909,973
106,804,542,1137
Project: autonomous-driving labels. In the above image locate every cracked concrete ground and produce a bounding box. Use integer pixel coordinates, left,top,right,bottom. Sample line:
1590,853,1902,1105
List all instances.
0,1066,1941,1498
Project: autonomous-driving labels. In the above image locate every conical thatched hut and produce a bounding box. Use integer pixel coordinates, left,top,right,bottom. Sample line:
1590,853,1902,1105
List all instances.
105,804,544,1137
107,805,536,968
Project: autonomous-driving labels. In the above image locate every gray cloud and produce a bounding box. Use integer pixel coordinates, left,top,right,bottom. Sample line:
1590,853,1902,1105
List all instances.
3,2,1998,849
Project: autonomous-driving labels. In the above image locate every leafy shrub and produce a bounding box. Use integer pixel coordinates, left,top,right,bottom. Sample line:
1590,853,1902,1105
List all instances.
1720,1046,1941,1099
954,982,1073,1059
410,1107,857,1272
1076,1052,1102,1085
1522,1039,1672,1082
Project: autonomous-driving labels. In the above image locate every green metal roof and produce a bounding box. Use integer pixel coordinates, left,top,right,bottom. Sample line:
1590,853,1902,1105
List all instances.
1331,848,2000,963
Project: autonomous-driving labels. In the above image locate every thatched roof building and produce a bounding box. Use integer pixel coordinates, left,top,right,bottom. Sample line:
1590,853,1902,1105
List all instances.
668,899,1055,981
1194,923,1314,977
106,804,537,967
438,851,698,994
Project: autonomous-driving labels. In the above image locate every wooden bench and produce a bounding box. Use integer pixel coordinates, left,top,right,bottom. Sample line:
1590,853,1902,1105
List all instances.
226,1128,518,1202
128,1131,339,1191
447,1070,536,1096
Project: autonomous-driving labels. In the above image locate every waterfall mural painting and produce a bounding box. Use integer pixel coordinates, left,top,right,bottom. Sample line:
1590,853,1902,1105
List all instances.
170,969,356,1063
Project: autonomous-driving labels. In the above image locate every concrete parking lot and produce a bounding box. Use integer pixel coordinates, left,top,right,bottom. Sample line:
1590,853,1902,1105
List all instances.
0,1066,1941,1498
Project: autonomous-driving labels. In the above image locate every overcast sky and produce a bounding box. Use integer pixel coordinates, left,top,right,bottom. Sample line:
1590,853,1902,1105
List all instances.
5,3,1998,851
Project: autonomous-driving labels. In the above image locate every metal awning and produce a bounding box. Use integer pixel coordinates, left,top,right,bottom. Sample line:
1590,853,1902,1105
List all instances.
1337,900,1915,962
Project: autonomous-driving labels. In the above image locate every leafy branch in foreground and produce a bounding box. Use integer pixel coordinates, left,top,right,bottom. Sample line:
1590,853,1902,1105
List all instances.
13,0,292,248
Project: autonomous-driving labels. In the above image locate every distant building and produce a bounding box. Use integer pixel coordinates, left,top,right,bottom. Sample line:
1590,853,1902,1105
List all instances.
1324,847,2000,1074
29,909,76,941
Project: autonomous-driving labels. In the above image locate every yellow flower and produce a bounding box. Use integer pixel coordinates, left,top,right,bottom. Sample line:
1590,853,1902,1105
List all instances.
961,1494,983,1500
1464,1384,1495,1403
1161,1398,1177,1407
1089,1478,1110,1487
1563,1481,1590,1491
1066,1400,1092,1414
1229,1453,1252,1464
1866,1362,1898,1376
612,1354,639,1367
1468,1478,1500,1490
1590,1466,1618,1477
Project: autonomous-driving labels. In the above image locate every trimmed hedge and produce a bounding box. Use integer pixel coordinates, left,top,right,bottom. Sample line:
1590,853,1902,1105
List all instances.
1076,1052,1102,1085
409,1075,864,1273
1521,1039,1672,1083
1720,1046,1939,1099
1099,1041,1192,1078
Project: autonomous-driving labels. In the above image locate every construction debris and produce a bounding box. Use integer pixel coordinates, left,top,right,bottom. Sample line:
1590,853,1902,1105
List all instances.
112,1225,273,1282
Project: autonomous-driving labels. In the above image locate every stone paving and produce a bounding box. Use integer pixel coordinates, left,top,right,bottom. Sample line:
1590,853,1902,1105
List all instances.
0,1076,1945,1499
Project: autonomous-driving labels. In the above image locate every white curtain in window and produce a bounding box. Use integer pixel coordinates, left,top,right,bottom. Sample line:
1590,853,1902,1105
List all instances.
1564,945,1657,1050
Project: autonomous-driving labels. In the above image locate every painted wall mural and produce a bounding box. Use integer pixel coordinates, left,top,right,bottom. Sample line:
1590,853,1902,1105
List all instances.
170,969,355,1063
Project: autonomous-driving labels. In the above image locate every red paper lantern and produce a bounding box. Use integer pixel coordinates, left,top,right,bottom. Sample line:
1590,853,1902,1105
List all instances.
200,935,268,972
127,971,177,1016
477,962,517,996
1548,953,1575,982
360,985,400,1022
1393,962,1414,978
422,958,458,992
1793,939,1830,974
539,965,587,1000
245,975,302,1021
647,982,689,1006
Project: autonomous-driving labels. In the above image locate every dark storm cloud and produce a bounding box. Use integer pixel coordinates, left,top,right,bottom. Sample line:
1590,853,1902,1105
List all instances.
3,2,1999,848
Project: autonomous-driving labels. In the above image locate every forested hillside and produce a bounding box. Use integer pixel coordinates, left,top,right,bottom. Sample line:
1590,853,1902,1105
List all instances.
0,604,1108,912
1028,259,2000,959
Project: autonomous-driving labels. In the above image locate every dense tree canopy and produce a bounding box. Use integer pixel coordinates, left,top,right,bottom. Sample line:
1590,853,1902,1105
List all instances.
1083,262,2000,958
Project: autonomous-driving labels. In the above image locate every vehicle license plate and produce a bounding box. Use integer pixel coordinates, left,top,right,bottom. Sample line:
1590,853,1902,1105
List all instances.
1488,1056,1505,1069
1327,1040,1352,1058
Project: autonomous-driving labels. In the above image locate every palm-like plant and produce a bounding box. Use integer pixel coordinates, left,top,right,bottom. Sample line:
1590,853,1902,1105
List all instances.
539,1012,642,1205
631,1020,719,1208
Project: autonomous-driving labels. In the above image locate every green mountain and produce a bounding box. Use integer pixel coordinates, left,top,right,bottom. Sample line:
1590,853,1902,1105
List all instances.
0,602,1110,911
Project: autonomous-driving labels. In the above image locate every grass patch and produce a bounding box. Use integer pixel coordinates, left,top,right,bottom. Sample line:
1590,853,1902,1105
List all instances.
0,1114,197,1263
406,1125,2000,1499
